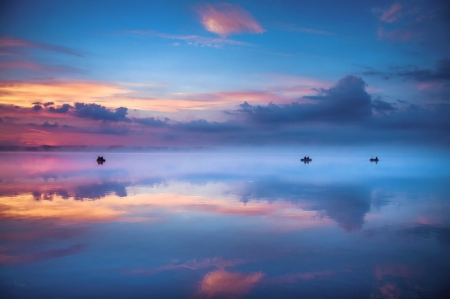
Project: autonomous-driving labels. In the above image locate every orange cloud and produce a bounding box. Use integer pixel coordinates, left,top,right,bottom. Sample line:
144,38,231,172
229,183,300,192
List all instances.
196,3,264,37
0,80,128,108
200,270,264,297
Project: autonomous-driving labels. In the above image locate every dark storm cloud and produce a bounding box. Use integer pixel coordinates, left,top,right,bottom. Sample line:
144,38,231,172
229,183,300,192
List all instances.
43,102,54,107
74,103,129,122
238,75,392,124
48,103,72,113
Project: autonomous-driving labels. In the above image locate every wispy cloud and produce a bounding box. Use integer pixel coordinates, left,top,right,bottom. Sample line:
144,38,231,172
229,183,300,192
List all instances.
0,36,83,57
273,22,337,36
0,79,128,107
0,60,82,73
373,3,403,23
199,270,264,297
124,30,250,48
377,27,414,41
195,3,264,37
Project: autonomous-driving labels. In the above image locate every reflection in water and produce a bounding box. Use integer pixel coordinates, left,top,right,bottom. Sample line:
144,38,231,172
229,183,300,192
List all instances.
199,270,264,297
0,151,449,298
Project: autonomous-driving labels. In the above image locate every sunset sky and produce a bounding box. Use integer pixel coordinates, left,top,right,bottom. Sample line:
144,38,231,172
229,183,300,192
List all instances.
1,0,449,147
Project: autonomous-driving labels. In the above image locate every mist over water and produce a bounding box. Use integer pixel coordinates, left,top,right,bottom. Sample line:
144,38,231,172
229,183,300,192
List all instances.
1,148,450,298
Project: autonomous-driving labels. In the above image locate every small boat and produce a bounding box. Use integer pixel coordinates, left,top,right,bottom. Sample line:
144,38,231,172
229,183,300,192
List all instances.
370,157,379,163
301,156,312,163
97,156,106,165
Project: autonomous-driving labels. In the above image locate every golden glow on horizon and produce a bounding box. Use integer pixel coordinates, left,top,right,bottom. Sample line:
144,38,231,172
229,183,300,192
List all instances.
0,188,331,230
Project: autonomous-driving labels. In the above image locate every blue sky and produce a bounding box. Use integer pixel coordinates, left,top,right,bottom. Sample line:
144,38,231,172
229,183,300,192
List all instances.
0,0,449,147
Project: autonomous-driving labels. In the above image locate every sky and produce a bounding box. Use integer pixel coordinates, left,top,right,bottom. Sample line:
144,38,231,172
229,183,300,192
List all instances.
0,0,449,148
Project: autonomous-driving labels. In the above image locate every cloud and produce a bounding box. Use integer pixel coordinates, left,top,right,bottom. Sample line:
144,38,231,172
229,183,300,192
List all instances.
274,22,336,36
0,60,82,73
125,30,250,48
48,103,72,113
42,121,58,128
74,103,129,122
238,75,374,124
120,257,245,276
397,59,450,82
199,270,264,297
0,244,84,265
372,99,396,113
362,59,450,82
373,3,403,23
0,79,129,108
175,119,241,132
0,36,83,57
196,3,264,37
32,104,42,111
377,27,415,41
134,116,168,127
236,178,372,232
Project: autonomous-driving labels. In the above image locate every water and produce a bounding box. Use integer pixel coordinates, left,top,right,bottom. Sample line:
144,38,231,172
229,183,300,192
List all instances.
1,149,450,298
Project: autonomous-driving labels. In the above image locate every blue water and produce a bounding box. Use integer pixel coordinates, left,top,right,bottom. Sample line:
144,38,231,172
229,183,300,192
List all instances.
1,149,449,298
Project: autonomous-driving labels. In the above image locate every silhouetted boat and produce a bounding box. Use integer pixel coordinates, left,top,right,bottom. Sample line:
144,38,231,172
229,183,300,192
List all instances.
97,156,106,165
370,157,379,163
301,156,312,163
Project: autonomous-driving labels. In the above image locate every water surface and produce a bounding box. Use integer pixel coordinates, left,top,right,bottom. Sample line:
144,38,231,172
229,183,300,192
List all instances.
1,149,450,298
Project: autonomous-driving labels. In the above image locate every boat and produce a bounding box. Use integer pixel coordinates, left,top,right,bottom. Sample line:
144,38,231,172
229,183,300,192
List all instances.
97,156,106,165
301,156,312,163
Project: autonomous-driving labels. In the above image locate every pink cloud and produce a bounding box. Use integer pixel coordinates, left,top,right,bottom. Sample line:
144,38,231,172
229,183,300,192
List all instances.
200,270,264,297
196,3,264,37
417,82,440,90
373,3,403,23
377,27,415,41
0,36,83,56
0,60,81,73
120,257,246,276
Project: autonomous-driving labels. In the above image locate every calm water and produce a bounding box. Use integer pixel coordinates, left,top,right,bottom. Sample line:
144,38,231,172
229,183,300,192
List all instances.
1,149,450,298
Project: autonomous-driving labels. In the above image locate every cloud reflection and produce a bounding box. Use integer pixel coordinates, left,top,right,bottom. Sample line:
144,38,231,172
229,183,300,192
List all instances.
199,270,264,298
0,244,84,265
